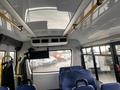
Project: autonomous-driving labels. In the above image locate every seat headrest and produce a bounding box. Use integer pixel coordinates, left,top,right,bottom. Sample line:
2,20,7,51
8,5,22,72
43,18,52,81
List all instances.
60,66,83,73
70,66,83,71
60,67,70,73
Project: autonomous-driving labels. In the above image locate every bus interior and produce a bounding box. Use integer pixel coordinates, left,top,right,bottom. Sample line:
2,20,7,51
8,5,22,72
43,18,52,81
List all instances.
0,0,120,90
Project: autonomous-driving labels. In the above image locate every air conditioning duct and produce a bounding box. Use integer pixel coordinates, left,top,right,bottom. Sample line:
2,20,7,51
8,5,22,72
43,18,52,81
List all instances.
31,36,68,47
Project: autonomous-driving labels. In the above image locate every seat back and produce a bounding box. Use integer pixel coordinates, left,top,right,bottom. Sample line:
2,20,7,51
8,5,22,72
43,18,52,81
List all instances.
61,71,80,89
60,66,83,73
16,85,36,90
59,66,97,90
0,87,9,90
77,70,97,89
59,66,83,89
101,83,120,90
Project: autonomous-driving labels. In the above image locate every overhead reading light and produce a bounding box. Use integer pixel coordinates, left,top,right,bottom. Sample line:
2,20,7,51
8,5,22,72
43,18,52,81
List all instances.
63,0,104,36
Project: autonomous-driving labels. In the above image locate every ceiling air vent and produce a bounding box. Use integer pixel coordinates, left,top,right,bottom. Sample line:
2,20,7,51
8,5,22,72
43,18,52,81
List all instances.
41,39,49,43
31,36,68,47
60,38,67,42
51,38,58,43
32,39,40,43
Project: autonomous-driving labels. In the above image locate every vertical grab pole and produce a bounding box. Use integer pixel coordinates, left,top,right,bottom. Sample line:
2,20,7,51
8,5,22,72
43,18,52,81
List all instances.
110,44,120,82
80,48,86,69
91,47,99,81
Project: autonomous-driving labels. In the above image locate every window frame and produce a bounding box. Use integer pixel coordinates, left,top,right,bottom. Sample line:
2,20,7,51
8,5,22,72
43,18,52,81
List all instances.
81,42,120,83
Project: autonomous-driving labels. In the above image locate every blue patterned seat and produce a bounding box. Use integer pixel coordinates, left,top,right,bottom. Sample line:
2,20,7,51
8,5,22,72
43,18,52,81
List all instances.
16,84,36,90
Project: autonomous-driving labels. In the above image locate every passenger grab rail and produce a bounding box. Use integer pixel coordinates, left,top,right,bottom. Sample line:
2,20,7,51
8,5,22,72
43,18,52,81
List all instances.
63,0,105,36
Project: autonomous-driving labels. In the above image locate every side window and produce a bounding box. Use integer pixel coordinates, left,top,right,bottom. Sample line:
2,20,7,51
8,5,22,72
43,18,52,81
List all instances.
0,9,3,26
0,17,2,26
9,52,16,66
30,50,72,73
6,22,12,31
95,55,116,83
84,55,96,78
9,52,15,60
116,45,120,64
5,13,12,31
82,45,116,83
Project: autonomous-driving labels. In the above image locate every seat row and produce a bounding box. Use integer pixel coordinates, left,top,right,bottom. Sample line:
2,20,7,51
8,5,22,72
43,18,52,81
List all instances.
1,83,120,90
59,66,120,90
0,85,36,90
0,66,119,90
73,83,120,90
